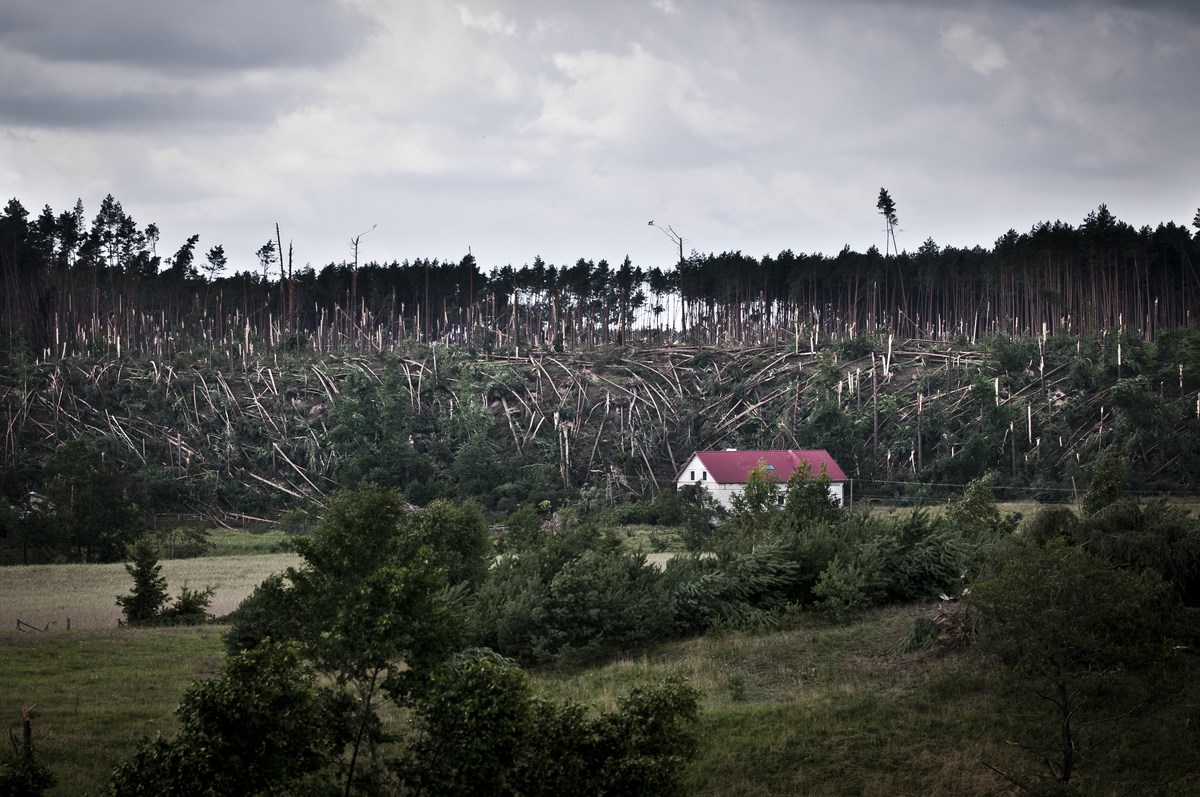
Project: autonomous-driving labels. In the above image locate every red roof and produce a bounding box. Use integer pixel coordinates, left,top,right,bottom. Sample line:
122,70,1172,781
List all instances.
683,449,847,484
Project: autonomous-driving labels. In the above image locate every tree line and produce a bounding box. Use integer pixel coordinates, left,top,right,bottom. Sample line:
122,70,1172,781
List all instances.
3,194,1199,358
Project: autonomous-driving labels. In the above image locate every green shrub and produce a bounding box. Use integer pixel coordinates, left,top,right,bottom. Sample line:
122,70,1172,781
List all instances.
398,652,700,797
468,529,673,664
116,537,169,624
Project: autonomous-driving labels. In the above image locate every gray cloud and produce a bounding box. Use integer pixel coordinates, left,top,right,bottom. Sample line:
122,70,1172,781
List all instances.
1,0,1196,274
0,0,372,73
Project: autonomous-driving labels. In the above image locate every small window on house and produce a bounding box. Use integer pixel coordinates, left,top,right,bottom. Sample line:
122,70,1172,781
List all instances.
765,464,776,471
690,470,695,481
701,470,707,481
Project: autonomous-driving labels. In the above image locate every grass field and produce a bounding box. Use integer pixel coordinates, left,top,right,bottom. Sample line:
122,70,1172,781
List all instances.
3,523,1199,795
1,625,226,796
5,604,1197,797
0,552,300,631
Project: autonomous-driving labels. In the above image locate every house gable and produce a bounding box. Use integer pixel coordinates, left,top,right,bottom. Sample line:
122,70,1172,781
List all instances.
674,449,847,508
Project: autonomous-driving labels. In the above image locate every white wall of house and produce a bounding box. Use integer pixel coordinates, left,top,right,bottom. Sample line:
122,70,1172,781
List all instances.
674,455,845,509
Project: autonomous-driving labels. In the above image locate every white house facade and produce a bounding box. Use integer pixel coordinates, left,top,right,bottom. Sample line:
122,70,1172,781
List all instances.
674,449,848,510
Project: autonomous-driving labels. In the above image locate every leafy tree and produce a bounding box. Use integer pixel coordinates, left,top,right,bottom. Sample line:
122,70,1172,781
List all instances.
677,484,726,553
1080,448,1128,517
1021,505,1079,547
719,463,782,555
106,642,352,797
397,498,491,587
779,460,842,530
397,651,700,797
227,486,464,794
43,439,142,562
945,475,1015,540
969,539,1185,787
1078,498,1200,604
116,537,169,624
467,526,672,664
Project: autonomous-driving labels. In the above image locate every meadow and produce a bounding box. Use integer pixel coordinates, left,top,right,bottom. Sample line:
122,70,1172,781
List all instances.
3,520,1199,796
6,602,1198,797
1,552,299,631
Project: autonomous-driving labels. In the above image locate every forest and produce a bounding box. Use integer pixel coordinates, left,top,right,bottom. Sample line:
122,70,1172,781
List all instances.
2,195,1200,795
2,194,1200,542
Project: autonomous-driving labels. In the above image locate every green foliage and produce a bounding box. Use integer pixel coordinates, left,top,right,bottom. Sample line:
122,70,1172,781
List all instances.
328,370,428,491
1080,448,1128,517
944,475,1016,539
969,539,1186,785
1079,498,1200,603
154,524,210,559
116,537,213,627
501,503,545,551
891,616,941,654
1020,505,1079,547
223,573,299,654
115,537,169,624
720,464,781,554
157,584,214,626
43,439,142,562
811,511,980,619
672,540,798,634
779,462,842,530
226,485,468,793
396,498,491,587
676,484,725,554
0,716,56,797
397,652,700,797
468,527,672,664
106,642,352,797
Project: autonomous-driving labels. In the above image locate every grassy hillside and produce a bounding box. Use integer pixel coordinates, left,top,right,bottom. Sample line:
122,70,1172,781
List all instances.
5,601,1197,797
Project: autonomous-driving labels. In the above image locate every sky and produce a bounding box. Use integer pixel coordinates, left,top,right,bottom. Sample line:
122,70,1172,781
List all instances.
1,0,1198,275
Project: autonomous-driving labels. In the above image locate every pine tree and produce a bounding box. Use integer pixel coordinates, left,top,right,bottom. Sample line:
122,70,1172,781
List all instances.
116,537,169,624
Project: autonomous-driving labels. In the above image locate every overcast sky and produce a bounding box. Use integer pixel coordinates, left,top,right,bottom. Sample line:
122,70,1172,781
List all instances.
2,0,1197,274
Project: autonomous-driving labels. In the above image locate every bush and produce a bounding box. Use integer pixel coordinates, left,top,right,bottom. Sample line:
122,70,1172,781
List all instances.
397,652,700,797
467,527,673,663
106,643,352,797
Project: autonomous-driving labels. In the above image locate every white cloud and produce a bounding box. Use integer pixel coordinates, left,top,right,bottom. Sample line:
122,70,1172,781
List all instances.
652,0,681,16
941,20,1010,75
457,4,517,35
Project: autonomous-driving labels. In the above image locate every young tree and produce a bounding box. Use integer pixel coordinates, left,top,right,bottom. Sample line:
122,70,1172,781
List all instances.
1080,448,1128,517
720,463,782,555
780,461,842,529
116,537,169,624
107,642,352,797
969,539,1184,787
228,486,463,795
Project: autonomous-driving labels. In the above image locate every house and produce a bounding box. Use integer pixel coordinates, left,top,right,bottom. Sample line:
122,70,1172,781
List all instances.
674,449,848,509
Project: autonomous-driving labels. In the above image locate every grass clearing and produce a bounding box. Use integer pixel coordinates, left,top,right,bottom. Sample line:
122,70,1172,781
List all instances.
0,553,300,630
532,603,1200,796
204,527,291,556
1,625,226,796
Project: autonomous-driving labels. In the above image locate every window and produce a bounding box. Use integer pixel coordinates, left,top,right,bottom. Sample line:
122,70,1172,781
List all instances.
690,470,695,481
701,471,707,481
